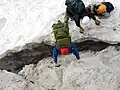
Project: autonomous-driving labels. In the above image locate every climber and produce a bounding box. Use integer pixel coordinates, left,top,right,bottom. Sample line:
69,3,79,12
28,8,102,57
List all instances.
65,0,100,33
52,15,80,67
86,1,114,19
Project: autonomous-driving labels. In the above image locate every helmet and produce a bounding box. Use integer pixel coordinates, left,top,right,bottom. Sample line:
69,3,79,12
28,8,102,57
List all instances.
81,16,90,25
97,4,107,14
60,47,69,55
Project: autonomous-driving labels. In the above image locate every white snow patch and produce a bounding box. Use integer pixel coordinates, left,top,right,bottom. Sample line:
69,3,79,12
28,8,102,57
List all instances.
0,0,119,56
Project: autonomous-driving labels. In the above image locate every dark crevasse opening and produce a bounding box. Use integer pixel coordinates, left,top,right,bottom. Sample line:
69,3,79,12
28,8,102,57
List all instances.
0,40,119,73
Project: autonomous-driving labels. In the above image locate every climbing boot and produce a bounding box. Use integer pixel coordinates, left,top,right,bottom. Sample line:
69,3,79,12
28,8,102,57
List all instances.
55,63,61,67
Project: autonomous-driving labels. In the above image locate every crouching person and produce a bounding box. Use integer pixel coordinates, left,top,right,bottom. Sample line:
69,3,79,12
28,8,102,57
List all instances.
52,18,80,67
86,1,114,19
65,0,100,33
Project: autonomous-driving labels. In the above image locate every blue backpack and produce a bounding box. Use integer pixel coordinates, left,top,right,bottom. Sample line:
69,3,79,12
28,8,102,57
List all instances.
102,2,114,13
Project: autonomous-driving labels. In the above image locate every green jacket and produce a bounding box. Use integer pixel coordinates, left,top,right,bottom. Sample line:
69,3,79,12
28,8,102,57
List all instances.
65,0,85,15
52,14,71,49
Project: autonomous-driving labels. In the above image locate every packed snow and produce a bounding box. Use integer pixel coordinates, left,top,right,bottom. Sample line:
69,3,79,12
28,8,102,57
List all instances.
1,46,120,90
0,0,120,90
0,0,119,56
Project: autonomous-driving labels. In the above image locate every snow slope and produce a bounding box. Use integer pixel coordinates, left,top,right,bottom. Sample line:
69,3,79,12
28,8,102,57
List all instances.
0,0,120,56
1,46,120,90
0,70,27,90
0,0,120,90
0,0,66,55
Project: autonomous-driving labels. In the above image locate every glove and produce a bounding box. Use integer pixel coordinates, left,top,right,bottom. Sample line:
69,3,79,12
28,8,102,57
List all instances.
79,27,84,33
95,20,100,25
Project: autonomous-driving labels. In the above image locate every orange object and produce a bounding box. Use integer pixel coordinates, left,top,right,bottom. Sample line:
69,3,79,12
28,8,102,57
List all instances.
97,4,107,14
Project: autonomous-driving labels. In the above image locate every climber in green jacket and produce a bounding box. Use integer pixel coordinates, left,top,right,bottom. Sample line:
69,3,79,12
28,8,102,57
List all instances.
52,15,80,67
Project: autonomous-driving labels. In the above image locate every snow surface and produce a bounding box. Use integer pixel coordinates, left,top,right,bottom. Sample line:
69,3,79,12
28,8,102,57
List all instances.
0,0,120,90
0,0,66,55
0,70,27,90
0,0,119,56
1,46,120,90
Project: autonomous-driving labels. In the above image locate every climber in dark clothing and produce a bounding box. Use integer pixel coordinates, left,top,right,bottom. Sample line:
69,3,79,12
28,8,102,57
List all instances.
52,15,80,67
66,8,97,27
86,1,114,19
65,0,100,33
